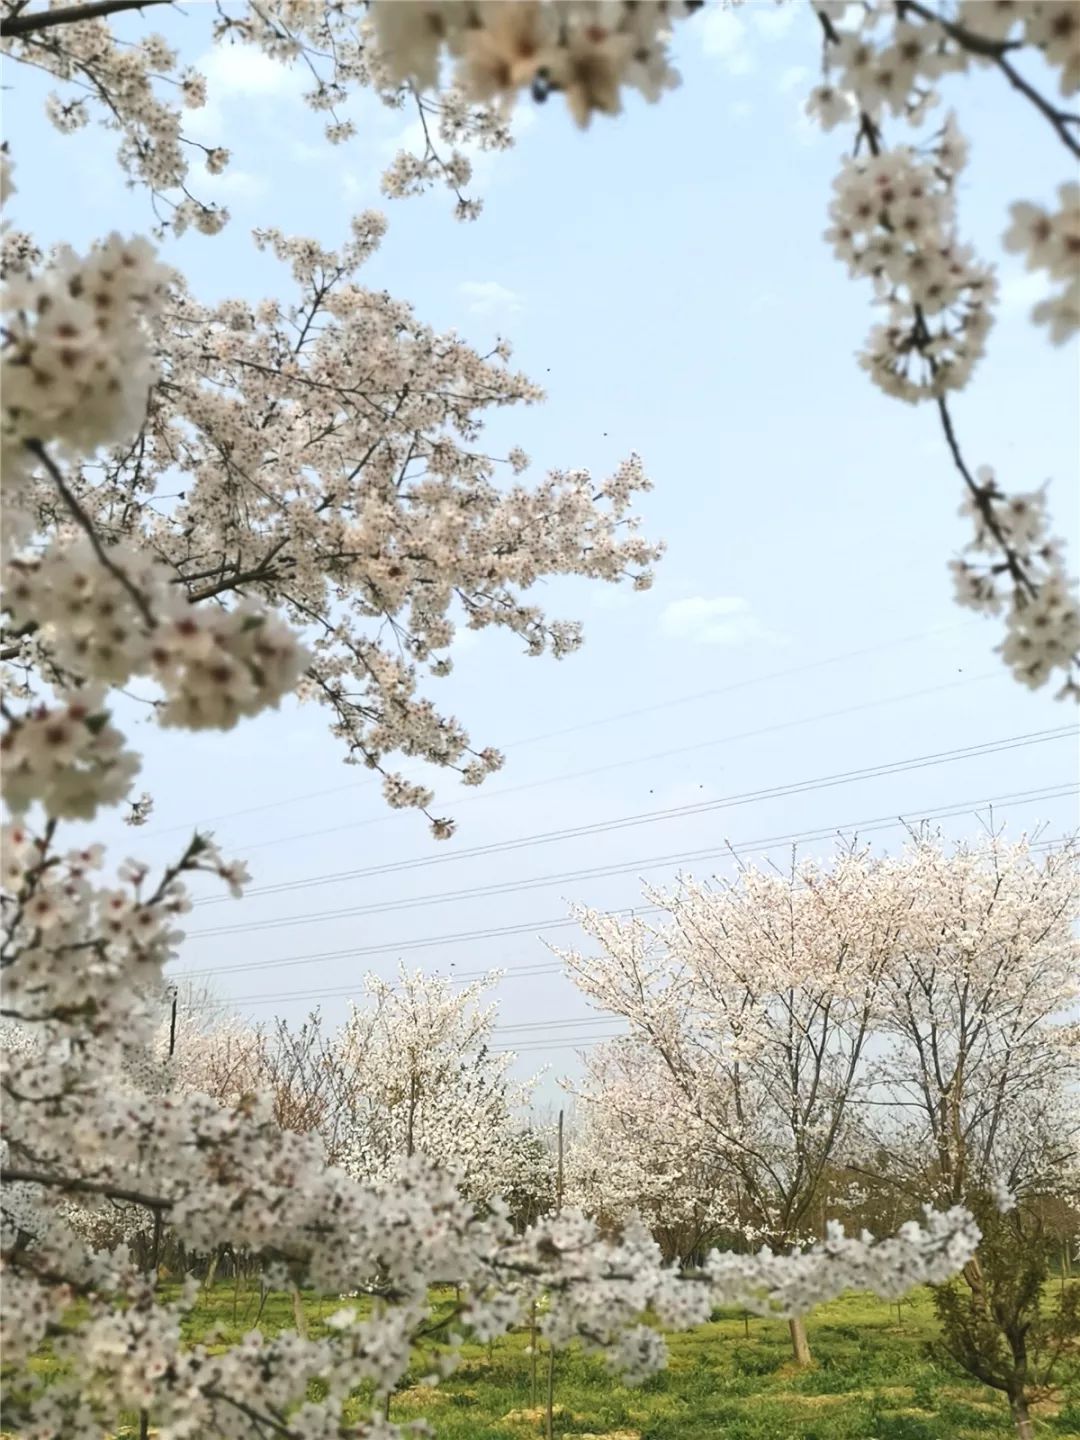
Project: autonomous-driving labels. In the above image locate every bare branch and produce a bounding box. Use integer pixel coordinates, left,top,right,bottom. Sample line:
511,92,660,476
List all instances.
1,1166,172,1210
1,0,172,38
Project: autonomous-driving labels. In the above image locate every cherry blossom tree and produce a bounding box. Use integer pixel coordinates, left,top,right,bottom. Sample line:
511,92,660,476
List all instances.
867,834,1080,1211
153,983,265,1105
269,968,548,1205
567,1039,734,1265
559,843,913,1364
561,833,1080,1372
859,833,1080,1433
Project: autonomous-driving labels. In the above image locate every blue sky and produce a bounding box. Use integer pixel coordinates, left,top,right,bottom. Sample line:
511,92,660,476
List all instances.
6,2,1078,1099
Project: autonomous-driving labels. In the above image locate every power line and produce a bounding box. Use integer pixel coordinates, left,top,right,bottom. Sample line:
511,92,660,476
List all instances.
183,731,1076,940
176,789,1077,999
195,668,997,865
142,619,979,843
196,832,1076,1023
182,789,1077,990
494,1033,626,1055
183,785,1076,966
194,672,1001,908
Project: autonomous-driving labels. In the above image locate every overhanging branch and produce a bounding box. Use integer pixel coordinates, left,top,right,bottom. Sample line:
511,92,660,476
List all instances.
1,0,171,37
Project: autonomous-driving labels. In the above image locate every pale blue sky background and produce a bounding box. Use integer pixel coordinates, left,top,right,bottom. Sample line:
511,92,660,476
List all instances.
6,1,1078,1099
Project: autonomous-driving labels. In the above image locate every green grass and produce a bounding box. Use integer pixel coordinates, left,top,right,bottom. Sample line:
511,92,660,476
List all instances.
16,1282,1080,1438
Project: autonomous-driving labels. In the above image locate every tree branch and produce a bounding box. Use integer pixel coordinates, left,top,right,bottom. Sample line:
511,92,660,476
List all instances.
934,392,1038,602
27,439,156,628
896,0,1080,158
1,0,171,37
1,1166,173,1210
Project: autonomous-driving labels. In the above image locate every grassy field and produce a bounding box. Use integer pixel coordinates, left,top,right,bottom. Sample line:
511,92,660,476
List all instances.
19,1282,1080,1438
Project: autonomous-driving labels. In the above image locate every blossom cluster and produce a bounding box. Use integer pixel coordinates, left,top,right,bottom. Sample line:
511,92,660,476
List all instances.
563,834,1080,1240
825,127,996,402
86,221,657,829
814,2,1078,123
0,188,659,826
1004,181,1080,345
807,1,1078,695
5,534,310,720
0,692,139,821
370,0,700,129
950,467,1080,696
809,0,1077,385
957,1,1079,95
1,232,169,466
1,826,195,1030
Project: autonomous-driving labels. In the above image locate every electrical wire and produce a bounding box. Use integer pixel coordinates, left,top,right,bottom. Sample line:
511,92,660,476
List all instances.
195,668,998,865
183,731,1076,941
142,619,979,842
193,672,1002,909
175,790,1077,1001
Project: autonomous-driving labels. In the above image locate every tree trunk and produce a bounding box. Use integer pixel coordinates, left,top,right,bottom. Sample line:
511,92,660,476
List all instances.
1010,1393,1034,1440
545,1344,556,1440
788,1316,812,1366
291,1287,308,1339
203,1245,222,1292
963,1253,990,1314
530,1302,538,1407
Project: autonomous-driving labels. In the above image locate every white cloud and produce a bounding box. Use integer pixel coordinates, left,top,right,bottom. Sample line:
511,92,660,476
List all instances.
341,169,377,204
452,626,481,653
659,595,785,647
700,7,754,74
701,1,802,74
753,1,800,39
200,44,306,99
459,280,524,319
793,103,820,147
748,290,781,312
510,104,538,137
379,115,426,162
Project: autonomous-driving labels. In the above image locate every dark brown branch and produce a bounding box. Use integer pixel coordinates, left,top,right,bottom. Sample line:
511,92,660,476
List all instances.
989,48,1080,158
1,1166,172,1210
0,623,37,661
187,542,295,602
27,439,156,628
204,1391,297,1439
0,0,171,37
896,0,1080,158
934,394,1037,602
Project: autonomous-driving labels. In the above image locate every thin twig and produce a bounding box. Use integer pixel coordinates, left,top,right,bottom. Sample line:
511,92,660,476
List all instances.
934,393,1037,601
27,439,156,628
897,0,1080,158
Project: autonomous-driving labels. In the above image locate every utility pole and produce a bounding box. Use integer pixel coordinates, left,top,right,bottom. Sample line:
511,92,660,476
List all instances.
168,984,178,1059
